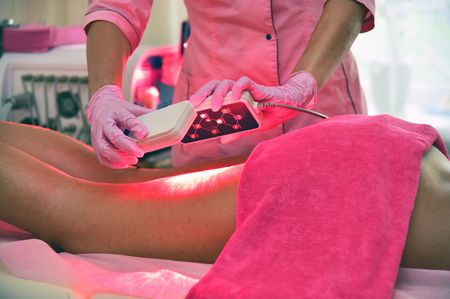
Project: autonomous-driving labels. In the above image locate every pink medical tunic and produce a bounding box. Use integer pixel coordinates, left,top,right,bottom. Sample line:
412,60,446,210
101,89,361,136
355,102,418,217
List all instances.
85,0,376,166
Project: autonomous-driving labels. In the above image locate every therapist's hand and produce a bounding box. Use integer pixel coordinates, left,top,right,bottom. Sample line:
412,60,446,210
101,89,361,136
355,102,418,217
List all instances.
190,71,317,124
86,85,151,169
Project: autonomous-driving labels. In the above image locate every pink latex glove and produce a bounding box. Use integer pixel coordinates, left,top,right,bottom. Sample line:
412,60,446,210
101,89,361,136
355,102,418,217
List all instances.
86,85,151,169
190,71,317,127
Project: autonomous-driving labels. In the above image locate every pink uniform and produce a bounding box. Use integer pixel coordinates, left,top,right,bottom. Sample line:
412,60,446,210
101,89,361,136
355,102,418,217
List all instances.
85,0,376,166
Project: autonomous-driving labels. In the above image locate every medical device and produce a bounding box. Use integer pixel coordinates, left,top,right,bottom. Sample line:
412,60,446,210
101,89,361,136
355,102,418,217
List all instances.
136,91,262,152
136,91,328,153
181,91,263,143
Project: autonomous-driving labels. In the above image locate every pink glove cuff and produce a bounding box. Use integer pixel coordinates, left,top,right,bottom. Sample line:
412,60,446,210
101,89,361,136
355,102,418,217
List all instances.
86,84,123,123
285,71,318,109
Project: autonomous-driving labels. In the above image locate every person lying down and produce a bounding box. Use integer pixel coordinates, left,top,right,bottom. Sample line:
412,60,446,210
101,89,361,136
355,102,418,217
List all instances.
0,114,449,295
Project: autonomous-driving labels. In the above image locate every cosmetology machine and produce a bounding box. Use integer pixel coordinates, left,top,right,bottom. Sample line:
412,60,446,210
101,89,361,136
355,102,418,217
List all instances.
0,46,91,142
0,19,91,141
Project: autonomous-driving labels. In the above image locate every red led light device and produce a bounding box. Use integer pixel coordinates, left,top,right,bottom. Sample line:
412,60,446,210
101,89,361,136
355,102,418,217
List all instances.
136,91,263,152
182,91,263,143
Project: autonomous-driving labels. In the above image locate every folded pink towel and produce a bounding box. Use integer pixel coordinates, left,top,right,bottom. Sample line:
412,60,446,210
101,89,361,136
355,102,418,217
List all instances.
187,114,448,298
3,25,86,52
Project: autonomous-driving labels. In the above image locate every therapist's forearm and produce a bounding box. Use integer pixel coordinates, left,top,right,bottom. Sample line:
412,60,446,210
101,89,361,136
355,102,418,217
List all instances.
86,21,131,95
294,0,368,90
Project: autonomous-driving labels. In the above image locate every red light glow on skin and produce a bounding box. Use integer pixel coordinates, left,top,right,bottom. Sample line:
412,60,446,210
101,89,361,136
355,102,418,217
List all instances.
163,167,231,192
112,165,243,200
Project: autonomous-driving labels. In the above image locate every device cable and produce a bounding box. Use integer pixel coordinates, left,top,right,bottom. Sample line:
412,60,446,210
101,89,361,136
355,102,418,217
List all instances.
257,102,329,119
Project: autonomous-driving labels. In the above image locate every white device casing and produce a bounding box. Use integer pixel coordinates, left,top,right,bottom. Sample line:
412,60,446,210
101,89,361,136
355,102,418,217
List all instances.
136,91,263,153
136,101,197,152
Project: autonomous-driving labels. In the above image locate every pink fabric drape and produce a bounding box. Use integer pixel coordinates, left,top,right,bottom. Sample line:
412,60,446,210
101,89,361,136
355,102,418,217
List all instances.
187,114,448,298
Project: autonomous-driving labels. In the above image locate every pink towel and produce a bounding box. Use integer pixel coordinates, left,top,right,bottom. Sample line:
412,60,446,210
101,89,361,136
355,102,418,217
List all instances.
3,25,86,52
187,114,448,298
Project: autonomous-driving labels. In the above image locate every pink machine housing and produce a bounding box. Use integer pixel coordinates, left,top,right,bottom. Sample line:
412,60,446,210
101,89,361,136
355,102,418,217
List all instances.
123,21,190,110
124,45,182,110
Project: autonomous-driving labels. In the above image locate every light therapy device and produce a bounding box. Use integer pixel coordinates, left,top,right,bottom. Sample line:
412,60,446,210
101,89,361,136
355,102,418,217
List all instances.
136,92,263,153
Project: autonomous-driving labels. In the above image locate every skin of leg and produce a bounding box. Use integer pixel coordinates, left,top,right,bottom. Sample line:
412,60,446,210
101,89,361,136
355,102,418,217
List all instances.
401,146,450,270
0,120,247,183
0,142,242,263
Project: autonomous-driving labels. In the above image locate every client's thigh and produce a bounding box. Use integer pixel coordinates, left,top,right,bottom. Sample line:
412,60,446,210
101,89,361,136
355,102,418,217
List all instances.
401,146,450,270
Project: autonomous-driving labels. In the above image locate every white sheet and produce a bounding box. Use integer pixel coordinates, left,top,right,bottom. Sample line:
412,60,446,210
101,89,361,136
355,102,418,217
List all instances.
0,221,449,299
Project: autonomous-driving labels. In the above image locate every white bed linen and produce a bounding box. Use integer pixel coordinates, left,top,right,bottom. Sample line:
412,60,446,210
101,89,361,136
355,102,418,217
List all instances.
0,221,449,299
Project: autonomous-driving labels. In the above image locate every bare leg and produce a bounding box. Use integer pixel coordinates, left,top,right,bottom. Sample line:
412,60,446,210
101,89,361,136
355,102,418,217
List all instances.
0,141,243,263
0,121,246,183
401,146,450,270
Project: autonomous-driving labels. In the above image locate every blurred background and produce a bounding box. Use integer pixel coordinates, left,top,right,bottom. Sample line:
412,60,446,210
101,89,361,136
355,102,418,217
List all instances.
1,0,449,148
351,0,450,131
0,0,187,46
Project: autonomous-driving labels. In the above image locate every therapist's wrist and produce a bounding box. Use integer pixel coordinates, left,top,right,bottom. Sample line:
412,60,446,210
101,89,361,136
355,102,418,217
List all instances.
285,71,318,109
86,84,123,122
89,81,116,96
90,84,123,99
